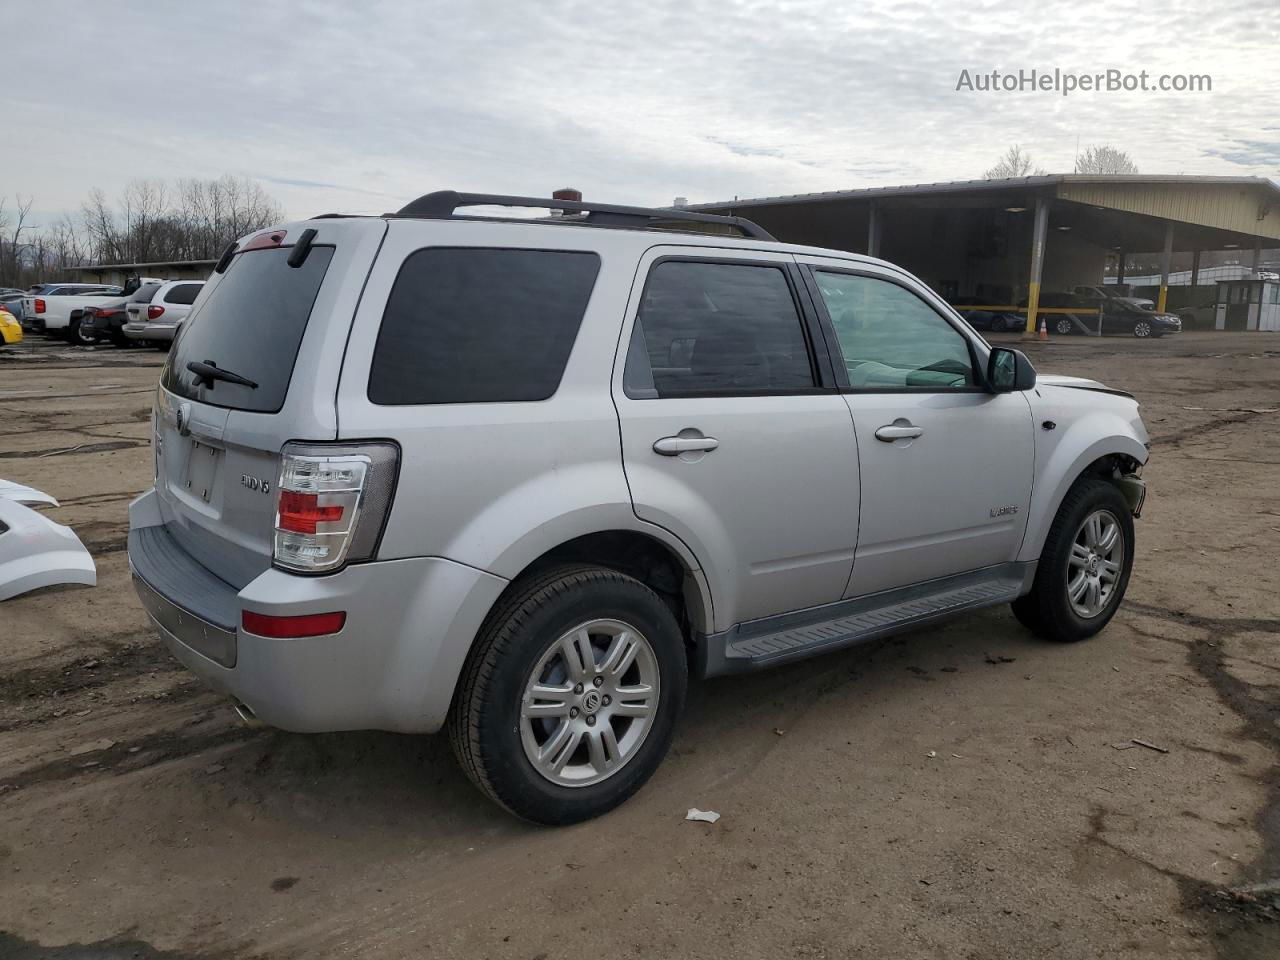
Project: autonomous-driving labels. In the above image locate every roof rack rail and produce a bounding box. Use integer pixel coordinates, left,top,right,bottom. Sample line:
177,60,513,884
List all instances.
390,191,775,241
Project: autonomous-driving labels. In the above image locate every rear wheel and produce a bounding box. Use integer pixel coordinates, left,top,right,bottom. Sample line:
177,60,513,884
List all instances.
1012,477,1134,642
1055,317,1073,335
449,564,687,824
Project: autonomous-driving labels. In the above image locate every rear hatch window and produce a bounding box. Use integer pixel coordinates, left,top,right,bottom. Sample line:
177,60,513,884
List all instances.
163,246,334,413
131,283,163,304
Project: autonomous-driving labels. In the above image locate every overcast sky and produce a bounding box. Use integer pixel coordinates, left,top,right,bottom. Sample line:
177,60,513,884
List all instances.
4,0,1277,224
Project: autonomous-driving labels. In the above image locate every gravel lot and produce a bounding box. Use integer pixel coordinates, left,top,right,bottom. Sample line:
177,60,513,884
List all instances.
1,331,1278,960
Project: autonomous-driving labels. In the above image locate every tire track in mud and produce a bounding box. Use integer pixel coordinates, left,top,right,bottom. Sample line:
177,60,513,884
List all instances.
0,634,180,707
1120,602,1280,955
0,724,263,794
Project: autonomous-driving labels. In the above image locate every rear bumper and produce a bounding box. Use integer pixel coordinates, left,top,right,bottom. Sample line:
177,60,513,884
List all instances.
127,489,509,733
124,321,177,341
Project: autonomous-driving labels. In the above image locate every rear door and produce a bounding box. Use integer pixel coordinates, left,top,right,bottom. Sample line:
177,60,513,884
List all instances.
153,220,386,588
614,247,859,630
799,258,1034,597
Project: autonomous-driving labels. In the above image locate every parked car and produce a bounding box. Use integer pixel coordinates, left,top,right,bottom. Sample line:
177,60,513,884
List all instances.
1176,303,1217,330
0,306,22,346
80,282,161,347
0,291,26,323
128,191,1149,825
122,280,206,347
1073,284,1155,310
21,283,131,342
950,305,1024,332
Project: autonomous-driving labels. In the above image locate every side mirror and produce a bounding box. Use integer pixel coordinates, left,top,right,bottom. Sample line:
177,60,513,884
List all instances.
987,347,1036,393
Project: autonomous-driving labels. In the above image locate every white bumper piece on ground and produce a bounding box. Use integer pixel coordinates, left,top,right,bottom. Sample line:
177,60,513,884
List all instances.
0,484,96,601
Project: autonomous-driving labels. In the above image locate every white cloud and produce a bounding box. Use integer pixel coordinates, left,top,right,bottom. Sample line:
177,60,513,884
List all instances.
3,0,1276,223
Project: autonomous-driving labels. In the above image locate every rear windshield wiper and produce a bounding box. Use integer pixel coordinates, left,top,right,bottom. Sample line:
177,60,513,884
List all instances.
187,360,259,390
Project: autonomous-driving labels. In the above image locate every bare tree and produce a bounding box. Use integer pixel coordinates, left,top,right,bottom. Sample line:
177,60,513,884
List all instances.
2,176,285,287
0,195,34,286
1074,145,1139,175
983,145,1047,179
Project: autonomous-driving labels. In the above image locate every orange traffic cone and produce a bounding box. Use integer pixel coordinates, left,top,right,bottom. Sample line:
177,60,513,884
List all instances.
1038,316,1048,341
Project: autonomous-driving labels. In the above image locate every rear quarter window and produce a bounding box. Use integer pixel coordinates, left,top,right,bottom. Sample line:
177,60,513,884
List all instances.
164,283,204,305
368,248,600,405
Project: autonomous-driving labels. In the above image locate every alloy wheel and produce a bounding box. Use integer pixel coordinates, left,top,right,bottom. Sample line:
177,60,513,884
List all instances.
1134,320,1151,338
1066,509,1124,619
1055,318,1073,335
520,618,660,787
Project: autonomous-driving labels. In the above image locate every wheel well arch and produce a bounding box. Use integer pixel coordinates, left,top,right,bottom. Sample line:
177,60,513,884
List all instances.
499,530,711,639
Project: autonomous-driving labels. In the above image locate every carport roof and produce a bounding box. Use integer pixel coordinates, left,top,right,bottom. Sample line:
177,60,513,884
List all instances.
689,174,1280,211
688,174,1280,250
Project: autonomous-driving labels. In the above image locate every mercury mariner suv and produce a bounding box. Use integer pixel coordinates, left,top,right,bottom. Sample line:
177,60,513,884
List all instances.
128,191,1149,824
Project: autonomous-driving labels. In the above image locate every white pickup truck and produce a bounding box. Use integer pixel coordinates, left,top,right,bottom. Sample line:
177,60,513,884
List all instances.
24,279,163,345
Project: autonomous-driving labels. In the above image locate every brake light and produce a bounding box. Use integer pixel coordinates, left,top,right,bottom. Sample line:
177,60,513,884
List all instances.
272,443,399,573
242,229,288,252
34,298,45,314
242,610,347,638
148,305,165,320
92,307,120,319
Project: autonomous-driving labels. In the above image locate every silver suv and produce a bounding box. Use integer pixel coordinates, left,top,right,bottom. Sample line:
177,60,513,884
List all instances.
129,192,1149,824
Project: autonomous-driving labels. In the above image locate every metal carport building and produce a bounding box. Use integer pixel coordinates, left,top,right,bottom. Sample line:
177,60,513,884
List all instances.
689,175,1280,332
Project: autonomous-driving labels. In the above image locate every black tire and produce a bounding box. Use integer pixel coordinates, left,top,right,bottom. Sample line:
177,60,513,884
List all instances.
67,317,98,346
1011,477,1135,642
1133,319,1152,338
1055,317,1073,335
448,564,687,825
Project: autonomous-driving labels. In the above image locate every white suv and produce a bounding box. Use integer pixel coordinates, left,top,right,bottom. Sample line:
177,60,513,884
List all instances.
129,192,1149,824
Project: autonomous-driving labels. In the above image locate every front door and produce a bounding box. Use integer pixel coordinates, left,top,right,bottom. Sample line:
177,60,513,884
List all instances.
800,259,1036,598
614,249,860,631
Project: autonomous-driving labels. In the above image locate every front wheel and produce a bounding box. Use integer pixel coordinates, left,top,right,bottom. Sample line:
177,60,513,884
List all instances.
448,565,687,824
1055,317,1073,335
1133,319,1152,338
1012,477,1135,642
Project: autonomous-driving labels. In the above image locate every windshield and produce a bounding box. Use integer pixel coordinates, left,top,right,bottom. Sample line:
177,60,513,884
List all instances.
162,245,334,413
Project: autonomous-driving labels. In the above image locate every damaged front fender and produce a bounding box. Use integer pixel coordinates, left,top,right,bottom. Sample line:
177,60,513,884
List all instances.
0,496,97,602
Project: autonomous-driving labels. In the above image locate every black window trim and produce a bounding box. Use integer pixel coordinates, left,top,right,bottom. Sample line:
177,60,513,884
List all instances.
367,245,602,407
623,254,838,401
799,263,995,395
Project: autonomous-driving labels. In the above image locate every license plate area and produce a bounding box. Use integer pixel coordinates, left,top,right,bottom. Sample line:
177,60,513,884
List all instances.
183,439,222,503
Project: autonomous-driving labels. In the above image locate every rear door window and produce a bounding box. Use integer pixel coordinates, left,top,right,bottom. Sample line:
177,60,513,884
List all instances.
624,260,816,398
163,246,334,413
368,248,600,405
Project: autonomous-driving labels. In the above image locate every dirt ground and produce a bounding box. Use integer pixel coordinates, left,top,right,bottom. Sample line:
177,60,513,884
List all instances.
1,330,1278,960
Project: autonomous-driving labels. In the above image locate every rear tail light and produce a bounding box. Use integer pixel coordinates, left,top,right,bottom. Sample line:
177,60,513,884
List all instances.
272,442,399,574
34,298,45,314
148,305,165,320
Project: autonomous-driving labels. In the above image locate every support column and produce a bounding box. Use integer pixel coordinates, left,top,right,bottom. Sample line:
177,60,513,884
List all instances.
1253,238,1263,273
1157,223,1174,313
867,202,882,258
1116,251,1126,285
1025,196,1049,334
1190,249,1201,289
